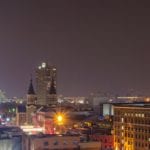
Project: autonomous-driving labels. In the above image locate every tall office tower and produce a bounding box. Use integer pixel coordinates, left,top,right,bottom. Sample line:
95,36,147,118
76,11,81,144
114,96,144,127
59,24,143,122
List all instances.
113,103,150,150
36,62,57,106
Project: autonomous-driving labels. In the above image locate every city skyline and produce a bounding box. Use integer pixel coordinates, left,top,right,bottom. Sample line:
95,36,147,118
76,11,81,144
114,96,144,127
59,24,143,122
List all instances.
0,1,150,97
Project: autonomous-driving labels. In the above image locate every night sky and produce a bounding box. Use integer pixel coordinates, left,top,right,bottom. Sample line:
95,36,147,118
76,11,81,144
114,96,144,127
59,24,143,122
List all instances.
0,0,150,97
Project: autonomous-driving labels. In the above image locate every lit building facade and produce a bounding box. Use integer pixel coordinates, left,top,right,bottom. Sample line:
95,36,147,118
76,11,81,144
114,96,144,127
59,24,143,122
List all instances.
36,62,57,106
113,103,150,150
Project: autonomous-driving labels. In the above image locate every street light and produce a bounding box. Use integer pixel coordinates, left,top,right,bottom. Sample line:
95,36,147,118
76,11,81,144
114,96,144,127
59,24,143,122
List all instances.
54,112,66,125
54,113,65,134
57,114,63,125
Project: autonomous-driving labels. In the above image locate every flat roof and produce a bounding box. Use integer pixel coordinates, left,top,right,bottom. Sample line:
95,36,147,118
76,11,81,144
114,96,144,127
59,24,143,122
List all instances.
113,102,150,108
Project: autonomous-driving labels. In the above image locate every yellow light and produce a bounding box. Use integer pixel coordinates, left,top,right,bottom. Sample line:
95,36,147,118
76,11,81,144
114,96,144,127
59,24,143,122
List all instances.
115,146,118,150
54,111,67,127
57,115,63,122
55,113,65,125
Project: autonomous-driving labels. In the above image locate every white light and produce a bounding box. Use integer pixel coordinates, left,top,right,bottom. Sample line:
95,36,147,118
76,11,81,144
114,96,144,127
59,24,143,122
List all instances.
6,117,10,122
78,100,84,104
22,128,43,132
20,126,44,132
58,98,63,103
19,101,23,104
38,66,41,69
20,125,34,129
42,62,46,68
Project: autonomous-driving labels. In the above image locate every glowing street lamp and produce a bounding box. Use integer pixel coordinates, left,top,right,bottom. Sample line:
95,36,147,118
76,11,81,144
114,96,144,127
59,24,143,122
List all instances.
56,114,64,125
54,111,67,134
57,115,63,122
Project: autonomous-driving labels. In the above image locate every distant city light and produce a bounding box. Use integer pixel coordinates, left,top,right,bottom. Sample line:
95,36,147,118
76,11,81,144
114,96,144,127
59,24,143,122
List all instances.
6,117,10,122
117,96,139,99
19,101,23,104
58,98,63,103
1,122,6,125
78,100,84,104
20,125,44,133
42,62,46,68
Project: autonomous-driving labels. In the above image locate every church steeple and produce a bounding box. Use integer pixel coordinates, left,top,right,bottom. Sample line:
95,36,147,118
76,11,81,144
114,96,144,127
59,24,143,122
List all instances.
28,78,35,95
49,77,56,94
26,76,37,125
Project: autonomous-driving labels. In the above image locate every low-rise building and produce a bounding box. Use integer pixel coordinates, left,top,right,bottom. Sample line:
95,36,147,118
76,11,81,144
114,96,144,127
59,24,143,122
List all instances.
90,134,113,150
26,134,80,150
25,134,101,150
0,126,25,150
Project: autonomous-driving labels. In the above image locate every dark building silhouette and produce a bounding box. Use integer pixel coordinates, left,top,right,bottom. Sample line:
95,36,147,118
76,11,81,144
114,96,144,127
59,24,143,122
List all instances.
26,78,37,125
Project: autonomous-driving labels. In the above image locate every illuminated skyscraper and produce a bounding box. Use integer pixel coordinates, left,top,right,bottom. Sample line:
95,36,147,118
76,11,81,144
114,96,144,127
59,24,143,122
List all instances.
35,62,57,106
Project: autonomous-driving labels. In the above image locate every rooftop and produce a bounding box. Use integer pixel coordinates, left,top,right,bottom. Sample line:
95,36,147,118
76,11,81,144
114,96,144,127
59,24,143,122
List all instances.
113,102,150,108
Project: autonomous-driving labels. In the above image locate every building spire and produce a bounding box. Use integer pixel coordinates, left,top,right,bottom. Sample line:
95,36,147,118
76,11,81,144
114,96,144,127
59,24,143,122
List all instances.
49,77,56,94
28,75,35,95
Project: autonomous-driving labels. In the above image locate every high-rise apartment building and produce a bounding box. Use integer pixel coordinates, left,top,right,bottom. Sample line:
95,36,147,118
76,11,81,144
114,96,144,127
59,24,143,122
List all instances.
36,62,57,106
113,103,150,150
